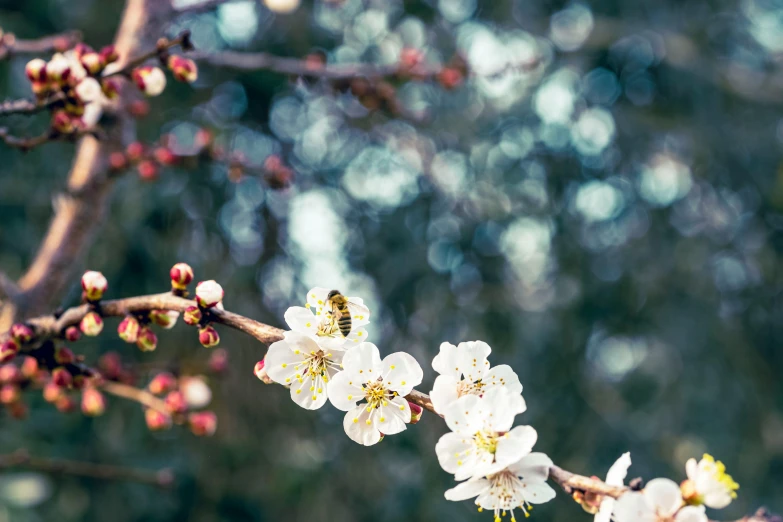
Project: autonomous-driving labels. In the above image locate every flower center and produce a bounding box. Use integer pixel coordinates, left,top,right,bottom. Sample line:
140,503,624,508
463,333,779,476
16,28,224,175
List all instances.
363,380,394,410
481,469,532,522
474,430,501,454
456,378,485,398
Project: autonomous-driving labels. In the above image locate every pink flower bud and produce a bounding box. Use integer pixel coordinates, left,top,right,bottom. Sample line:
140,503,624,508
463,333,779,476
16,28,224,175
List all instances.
149,310,179,329
170,263,194,290
55,395,77,413
183,306,202,326
10,324,33,344
136,326,158,352
64,325,81,342
72,374,87,390
0,339,20,363
126,141,145,161
98,352,122,378
148,372,177,395
25,58,47,82
154,147,178,166
164,390,188,414
72,43,93,60
81,270,108,300
179,376,212,409
253,359,273,384
137,159,159,181
437,67,463,90
31,81,50,97
80,311,104,337
46,54,71,83
198,325,220,348
166,55,198,83
131,66,167,97
195,280,223,308
108,151,128,171
51,110,77,134
208,349,228,374
408,401,423,424
74,77,102,103
100,45,119,65
128,99,150,118
398,47,424,73
145,408,172,431
101,78,120,99
188,411,217,436
20,357,38,379
52,367,73,388
81,387,106,416
80,52,103,75
0,364,21,384
54,345,75,365
43,381,63,403
0,384,20,405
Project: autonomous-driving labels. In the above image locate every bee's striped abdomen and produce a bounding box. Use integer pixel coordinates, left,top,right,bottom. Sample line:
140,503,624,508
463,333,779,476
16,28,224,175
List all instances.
337,307,352,337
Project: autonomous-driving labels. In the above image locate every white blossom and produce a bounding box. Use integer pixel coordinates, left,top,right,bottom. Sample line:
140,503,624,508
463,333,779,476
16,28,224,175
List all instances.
595,452,632,522
180,376,212,409
430,341,523,415
284,287,370,349
74,77,102,103
613,478,708,522
195,280,224,308
265,331,344,410
327,342,423,446
435,388,531,481
445,452,556,521
685,454,739,509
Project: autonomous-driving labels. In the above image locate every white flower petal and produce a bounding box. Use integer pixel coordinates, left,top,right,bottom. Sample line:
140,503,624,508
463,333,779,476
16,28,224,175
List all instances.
443,394,483,435
305,287,331,313
264,340,305,384
382,351,423,395
675,505,708,522
613,492,656,522
430,375,460,414
344,326,369,344
685,458,698,482
342,342,382,376
327,370,363,411
289,373,328,409
483,364,523,395
508,452,552,482
595,497,615,522
284,306,320,336
436,432,476,475
644,478,683,517
432,342,461,379
346,296,371,327
522,481,557,504
374,399,408,435
495,426,538,469
482,387,525,432
444,478,491,501
343,405,381,446
606,452,632,486
457,341,492,381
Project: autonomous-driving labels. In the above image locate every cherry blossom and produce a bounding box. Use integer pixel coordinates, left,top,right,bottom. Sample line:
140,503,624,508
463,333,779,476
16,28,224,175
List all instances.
430,341,523,415
683,454,739,509
327,342,423,446
283,287,370,349
595,452,632,522
613,478,707,522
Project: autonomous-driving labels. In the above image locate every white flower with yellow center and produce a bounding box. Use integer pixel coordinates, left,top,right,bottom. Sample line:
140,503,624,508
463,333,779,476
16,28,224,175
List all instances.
595,452,632,522
613,478,708,522
445,452,556,522
327,342,423,446
684,454,739,509
436,388,531,481
264,331,345,410
430,341,523,415
284,287,370,350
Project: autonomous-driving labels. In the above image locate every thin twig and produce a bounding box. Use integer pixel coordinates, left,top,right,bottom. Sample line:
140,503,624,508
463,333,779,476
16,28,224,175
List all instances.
0,128,54,151
0,448,173,487
100,380,171,415
0,92,65,117
0,31,82,60
102,29,192,79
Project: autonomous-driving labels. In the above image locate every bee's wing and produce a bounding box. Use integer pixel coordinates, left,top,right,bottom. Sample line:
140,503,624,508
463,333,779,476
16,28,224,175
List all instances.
345,299,371,321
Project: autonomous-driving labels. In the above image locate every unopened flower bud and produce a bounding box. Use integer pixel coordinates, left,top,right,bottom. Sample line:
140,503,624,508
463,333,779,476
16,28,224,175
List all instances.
81,387,106,416
25,58,47,82
54,345,75,365
680,479,699,505
52,367,73,388
194,128,213,149
80,52,103,75
81,270,108,301
109,151,127,171
64,325,81,342
398,47,424,73
188,411,217,436
164,390,188,414
20,357,38,379
132,66,167,97
198,325,220,348
72,43,93,60
10,324,33,344
7,400,28,419
51,110,77,134
148,372,177,395
183,305,202,325
126,141,145,161
80,311,104,337
72,374,87,390
0,339,20,363
195,280,223,308
55,394,77,413
136,326,157,352
128,99,150,118
137,159,159,181
166,55,198,83
0,364,21,384
253,359,273,384
573,480,604,514
101,78,120,99
98,351,122,378
100,45,119,65
170,263,194,291
116,315,139,343
408,401,423,424
145,408,172,431
180,376,212,409
31,81,50,97
437,67,463,90
149,310,179,329
153,146,178,166
0,384,19,404
46,54,71,83
208,349,228,374
74,77,102,103
43,381,63,403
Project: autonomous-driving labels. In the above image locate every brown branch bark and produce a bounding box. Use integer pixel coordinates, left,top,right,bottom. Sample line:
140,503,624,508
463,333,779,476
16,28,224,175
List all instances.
8,290,775,522
0,448,173,487
0,0,176,331
0,31,82,60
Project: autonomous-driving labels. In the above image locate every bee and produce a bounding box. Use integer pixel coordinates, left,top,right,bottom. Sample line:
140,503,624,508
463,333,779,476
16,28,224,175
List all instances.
325,290,370,338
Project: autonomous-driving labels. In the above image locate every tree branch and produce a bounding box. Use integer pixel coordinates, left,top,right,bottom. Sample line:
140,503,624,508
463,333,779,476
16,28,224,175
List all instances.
0,448,173,487
100,380,171,415
0,31,82,60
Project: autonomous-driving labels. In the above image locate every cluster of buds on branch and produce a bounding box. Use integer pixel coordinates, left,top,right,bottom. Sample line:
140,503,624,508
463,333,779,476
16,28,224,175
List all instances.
145,371,216,436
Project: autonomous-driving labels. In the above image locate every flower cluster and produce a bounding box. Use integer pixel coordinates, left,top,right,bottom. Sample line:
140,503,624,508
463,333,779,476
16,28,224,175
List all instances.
145,372,217,436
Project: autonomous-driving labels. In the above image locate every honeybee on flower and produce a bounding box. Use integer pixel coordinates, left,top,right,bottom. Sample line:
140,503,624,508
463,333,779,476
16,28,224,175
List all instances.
284,287,371,349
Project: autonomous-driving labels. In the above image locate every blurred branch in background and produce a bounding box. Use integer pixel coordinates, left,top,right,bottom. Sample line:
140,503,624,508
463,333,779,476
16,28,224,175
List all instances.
0,449,173,488
0,30,82,61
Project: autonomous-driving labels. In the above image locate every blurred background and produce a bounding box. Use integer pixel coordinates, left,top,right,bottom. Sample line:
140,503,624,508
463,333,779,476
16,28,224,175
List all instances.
0,0,782,520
